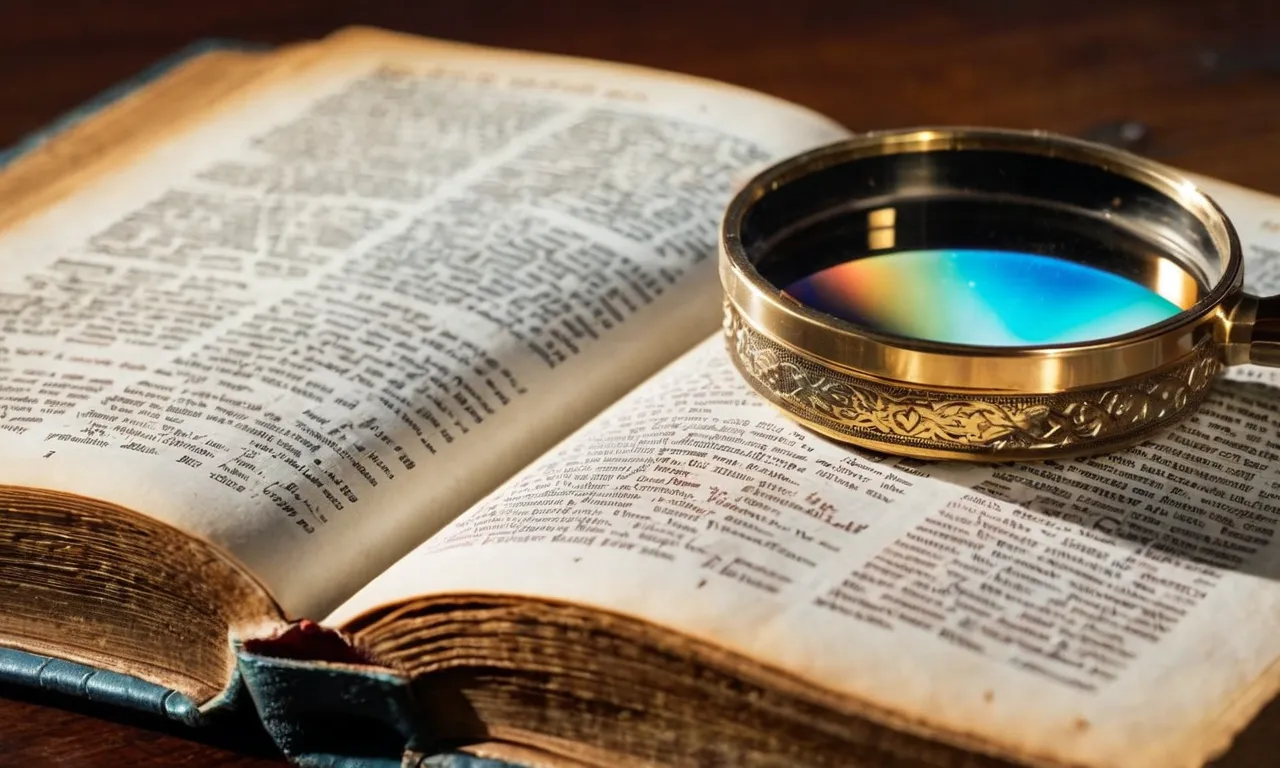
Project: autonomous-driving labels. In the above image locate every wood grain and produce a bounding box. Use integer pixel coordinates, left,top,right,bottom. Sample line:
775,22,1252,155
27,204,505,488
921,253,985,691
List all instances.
1,0,1279,765
0,682,282,767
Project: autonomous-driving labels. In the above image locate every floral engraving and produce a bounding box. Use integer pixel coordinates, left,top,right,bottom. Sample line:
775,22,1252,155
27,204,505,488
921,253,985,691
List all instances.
723,303,1220,454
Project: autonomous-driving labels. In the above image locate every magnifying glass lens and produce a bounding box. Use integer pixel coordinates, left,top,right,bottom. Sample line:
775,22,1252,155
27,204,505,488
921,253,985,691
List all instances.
722,130,1250,460
782,248,1186,347
750,180,1209,348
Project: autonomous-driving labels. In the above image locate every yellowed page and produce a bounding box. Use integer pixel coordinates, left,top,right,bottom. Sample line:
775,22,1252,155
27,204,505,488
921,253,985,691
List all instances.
0,28,847,619
329,179,1280,768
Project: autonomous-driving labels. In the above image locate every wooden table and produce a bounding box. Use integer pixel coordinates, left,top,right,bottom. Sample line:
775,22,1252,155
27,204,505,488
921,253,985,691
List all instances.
2,1,1279,765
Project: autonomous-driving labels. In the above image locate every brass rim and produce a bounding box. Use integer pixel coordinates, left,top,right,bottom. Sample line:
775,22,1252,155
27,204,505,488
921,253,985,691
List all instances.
719,127,1244,396
724,302,1221,461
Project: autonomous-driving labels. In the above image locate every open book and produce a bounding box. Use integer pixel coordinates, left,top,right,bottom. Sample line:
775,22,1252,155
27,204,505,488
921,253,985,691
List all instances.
4,26,1280,768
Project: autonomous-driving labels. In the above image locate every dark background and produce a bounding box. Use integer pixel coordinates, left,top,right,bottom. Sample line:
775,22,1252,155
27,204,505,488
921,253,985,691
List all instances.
2,0,1280,765
4,0,1280,193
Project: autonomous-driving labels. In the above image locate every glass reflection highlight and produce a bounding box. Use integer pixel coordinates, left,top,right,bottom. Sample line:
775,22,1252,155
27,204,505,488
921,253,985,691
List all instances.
782,249,1184,346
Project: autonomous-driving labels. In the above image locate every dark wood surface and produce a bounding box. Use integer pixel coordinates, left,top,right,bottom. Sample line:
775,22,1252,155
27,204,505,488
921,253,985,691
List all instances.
2,1,1280,765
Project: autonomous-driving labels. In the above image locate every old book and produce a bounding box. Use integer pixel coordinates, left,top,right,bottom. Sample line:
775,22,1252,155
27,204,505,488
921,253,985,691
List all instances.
3,25,1280,768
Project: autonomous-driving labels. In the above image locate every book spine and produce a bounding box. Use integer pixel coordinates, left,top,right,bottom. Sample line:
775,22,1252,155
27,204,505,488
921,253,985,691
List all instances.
236,649,516,768
0,647,202,725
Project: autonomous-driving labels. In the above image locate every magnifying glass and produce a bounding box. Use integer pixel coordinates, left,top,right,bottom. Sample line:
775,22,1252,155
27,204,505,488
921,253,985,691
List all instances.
719,127,1279,462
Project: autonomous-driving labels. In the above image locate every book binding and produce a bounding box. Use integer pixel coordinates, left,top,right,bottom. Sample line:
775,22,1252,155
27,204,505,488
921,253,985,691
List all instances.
0,647,201,725
236,648,515,768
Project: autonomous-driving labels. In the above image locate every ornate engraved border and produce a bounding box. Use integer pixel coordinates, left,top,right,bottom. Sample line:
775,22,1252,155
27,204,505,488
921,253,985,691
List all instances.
723,302,1221,458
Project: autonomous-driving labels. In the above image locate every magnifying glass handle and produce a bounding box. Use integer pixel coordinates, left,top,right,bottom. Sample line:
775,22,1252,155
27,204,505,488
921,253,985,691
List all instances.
1224,294,1280,366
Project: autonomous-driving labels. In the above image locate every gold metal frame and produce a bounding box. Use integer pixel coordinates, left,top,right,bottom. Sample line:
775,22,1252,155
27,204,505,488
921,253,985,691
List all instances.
719,127,1277,461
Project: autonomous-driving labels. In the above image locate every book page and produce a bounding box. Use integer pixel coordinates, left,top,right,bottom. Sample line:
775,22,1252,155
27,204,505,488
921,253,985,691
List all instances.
330,179,1280,768
0,46,292,229
0,28,847,619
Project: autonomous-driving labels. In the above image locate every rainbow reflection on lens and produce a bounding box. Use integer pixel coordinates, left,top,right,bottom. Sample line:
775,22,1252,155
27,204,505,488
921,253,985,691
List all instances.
782,249,1184,347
